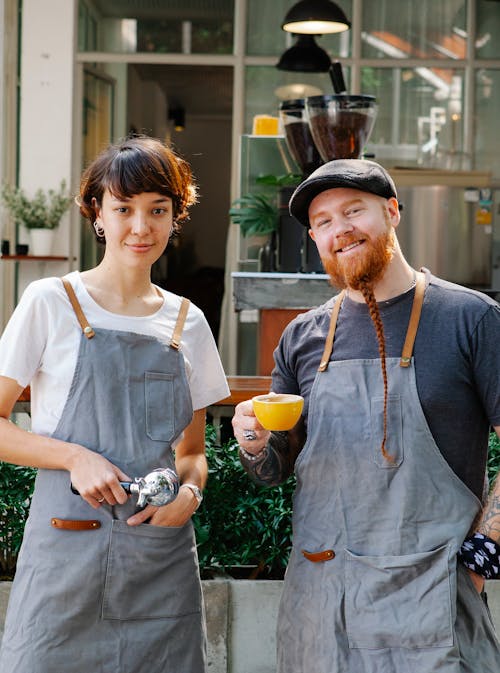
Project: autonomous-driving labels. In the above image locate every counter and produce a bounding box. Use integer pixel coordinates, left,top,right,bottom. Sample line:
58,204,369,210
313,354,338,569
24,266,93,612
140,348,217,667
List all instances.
232,272,336,375
232,271,334,311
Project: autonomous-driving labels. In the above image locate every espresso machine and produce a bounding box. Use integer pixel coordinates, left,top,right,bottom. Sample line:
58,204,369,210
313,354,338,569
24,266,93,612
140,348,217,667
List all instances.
278,78,378,273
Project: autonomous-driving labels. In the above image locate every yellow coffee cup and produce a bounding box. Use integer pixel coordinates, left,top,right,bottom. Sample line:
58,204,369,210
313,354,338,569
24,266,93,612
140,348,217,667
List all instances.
252,393,304,431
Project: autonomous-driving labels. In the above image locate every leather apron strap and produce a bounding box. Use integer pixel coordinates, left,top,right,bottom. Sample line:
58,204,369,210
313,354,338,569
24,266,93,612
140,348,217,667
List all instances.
170,297,190,350
318,272,426,373
62,278,190,349
318,290,346,372
61,278,95,339
399,272,425,367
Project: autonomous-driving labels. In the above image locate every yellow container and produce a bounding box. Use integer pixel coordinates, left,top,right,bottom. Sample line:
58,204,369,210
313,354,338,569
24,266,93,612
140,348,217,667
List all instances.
252,115,280,135
252,393,304,431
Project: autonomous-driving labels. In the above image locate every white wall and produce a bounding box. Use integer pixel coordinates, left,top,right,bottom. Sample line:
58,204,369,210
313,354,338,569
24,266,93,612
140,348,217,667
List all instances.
16,0,77,293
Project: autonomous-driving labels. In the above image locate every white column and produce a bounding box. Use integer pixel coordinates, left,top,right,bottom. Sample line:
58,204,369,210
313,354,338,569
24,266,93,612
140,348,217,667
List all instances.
18,0,78,290
0,0,19,327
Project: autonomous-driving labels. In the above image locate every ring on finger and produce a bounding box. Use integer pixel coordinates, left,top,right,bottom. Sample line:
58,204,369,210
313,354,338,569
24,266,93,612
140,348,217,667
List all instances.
97,496,105,502
243,429,257,441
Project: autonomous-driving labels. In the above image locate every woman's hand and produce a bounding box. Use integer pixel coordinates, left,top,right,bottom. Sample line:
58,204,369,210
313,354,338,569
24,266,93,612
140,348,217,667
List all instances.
232,399,270,456
126,408,208,527
126,486,199,527
68,446,131,509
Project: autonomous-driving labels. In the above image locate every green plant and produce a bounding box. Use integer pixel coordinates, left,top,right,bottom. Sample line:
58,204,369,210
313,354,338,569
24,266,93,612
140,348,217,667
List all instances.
0,179,72,229
4,428,498,582
488,431,500,485
0,462,36,579
194,424,295,578
229,193,278,237
228,172,300,238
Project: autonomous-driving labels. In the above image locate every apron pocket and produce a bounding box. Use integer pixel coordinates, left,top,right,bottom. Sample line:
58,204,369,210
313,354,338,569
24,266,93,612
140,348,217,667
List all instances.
102,520,201,620
370,395,403,467
344,544,453,649
145,371,175,442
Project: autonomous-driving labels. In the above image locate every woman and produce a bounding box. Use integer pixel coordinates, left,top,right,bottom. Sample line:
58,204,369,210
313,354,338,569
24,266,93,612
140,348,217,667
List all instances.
0,136,229,672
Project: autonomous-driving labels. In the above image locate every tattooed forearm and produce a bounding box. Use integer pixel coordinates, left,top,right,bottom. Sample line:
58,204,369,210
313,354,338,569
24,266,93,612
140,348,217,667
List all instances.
477,476,500,541
239,431,294,487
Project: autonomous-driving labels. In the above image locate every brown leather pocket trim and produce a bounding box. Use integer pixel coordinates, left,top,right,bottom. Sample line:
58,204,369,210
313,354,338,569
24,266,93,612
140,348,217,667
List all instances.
51,518,101,531
302,549,335,563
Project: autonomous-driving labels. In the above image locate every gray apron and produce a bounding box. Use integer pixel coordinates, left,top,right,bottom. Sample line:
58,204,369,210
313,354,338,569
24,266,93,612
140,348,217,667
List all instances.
277,273,500,673
0,279,206,673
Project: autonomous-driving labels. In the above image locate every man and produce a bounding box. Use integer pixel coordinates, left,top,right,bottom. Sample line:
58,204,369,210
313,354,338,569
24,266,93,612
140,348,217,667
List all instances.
232,159,500,672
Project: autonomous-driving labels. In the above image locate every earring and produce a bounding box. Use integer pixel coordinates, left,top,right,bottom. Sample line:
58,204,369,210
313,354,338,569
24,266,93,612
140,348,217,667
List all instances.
93,221,105,238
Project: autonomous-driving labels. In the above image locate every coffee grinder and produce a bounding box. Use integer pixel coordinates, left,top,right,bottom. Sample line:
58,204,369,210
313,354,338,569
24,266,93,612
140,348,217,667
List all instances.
278,63,379,274
278,98,323,273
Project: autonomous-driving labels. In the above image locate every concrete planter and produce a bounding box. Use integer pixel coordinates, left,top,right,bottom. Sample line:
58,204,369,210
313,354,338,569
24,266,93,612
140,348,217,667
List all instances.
0,579,282,673
2,579,500,672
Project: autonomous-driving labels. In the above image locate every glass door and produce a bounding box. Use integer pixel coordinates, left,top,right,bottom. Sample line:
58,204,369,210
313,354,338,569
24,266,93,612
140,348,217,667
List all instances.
80,67,115,270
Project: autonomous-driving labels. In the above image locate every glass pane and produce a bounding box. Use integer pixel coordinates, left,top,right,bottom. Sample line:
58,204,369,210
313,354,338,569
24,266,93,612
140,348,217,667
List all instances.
475,69,500,178
247,0,352,57
136,18,233,54
78,1,97,51
361,67,466,169
245,66,348,136
362,0,467,59
82,70,114,270
79,0,234,54
476,0,500,59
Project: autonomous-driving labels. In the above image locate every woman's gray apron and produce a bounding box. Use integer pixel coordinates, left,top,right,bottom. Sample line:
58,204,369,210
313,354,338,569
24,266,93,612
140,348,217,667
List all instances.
277,273,500,673
0,279,205,673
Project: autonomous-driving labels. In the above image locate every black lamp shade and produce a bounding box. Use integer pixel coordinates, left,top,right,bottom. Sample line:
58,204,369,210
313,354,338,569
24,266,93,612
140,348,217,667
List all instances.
277,34,331,72
282,0,351,35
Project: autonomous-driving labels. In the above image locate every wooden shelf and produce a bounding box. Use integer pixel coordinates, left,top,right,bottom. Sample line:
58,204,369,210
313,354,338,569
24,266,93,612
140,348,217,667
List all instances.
14,378,274,415
1,255,69,261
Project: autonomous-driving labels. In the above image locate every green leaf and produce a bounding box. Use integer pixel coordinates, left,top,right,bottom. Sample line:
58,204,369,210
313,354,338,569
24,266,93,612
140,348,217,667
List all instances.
0,180,72,230
228,192,278,237
193,425,296,578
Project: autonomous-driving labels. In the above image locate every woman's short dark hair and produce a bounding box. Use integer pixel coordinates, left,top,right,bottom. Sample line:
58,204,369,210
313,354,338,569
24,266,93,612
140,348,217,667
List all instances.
77,135,197,243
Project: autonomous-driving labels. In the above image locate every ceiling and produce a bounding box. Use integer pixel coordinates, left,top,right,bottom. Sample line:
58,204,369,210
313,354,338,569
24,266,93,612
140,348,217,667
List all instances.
131,64,233,118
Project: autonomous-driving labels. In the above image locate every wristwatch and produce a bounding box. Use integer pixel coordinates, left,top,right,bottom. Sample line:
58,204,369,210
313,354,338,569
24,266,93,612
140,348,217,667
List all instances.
181,483,203,510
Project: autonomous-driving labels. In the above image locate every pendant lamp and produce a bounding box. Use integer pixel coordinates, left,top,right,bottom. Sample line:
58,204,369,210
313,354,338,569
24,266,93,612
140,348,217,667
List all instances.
276,34,331,72
282,0,351,35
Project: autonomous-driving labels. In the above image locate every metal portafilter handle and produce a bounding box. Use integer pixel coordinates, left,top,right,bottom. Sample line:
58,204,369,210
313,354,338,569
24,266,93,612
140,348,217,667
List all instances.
329,61,347,95
71,467,180,508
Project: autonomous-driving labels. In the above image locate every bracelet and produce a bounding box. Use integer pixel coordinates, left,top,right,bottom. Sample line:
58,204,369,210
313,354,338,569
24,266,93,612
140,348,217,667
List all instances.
457,532,500,579
238,444,267,462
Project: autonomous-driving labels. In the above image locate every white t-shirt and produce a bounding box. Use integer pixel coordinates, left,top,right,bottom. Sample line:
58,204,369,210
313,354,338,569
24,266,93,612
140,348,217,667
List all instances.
0,271,230,436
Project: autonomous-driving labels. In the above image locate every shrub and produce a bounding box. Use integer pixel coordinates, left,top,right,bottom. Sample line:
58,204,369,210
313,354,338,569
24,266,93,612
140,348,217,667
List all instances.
488,431,500,485
0,463,36,579
1,429,500,581
193,424,294,578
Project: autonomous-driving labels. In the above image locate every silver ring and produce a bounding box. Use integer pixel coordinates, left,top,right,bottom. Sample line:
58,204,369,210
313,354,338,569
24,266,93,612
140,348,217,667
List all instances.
243,429,257,441
97,497,105,503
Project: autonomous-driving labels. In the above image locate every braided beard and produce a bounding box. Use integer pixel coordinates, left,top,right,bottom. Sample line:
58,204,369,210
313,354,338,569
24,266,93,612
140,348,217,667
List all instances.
322,224,395,291
320,217,396,461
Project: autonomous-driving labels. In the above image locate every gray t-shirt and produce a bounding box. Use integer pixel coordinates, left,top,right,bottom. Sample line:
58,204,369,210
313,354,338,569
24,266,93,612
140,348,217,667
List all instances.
272,271,500,500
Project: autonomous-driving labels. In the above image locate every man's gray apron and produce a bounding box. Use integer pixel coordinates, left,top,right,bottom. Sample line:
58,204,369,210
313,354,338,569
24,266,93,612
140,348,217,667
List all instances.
0,279,205,673
277,273,500,673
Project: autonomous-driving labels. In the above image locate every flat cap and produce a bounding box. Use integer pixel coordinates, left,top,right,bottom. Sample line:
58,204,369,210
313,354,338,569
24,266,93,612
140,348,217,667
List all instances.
289,159,398,227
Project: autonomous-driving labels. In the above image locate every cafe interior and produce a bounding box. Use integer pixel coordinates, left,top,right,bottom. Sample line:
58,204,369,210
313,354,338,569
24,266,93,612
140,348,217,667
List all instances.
1,0,500,376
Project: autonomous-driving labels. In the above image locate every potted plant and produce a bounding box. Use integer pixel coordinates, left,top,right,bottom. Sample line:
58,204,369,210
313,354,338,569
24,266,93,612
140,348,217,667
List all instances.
229,173,300,271
0,180,72,256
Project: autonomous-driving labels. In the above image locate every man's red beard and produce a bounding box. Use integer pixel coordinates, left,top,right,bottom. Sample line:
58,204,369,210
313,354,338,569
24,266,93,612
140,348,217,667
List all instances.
322,224,395,291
